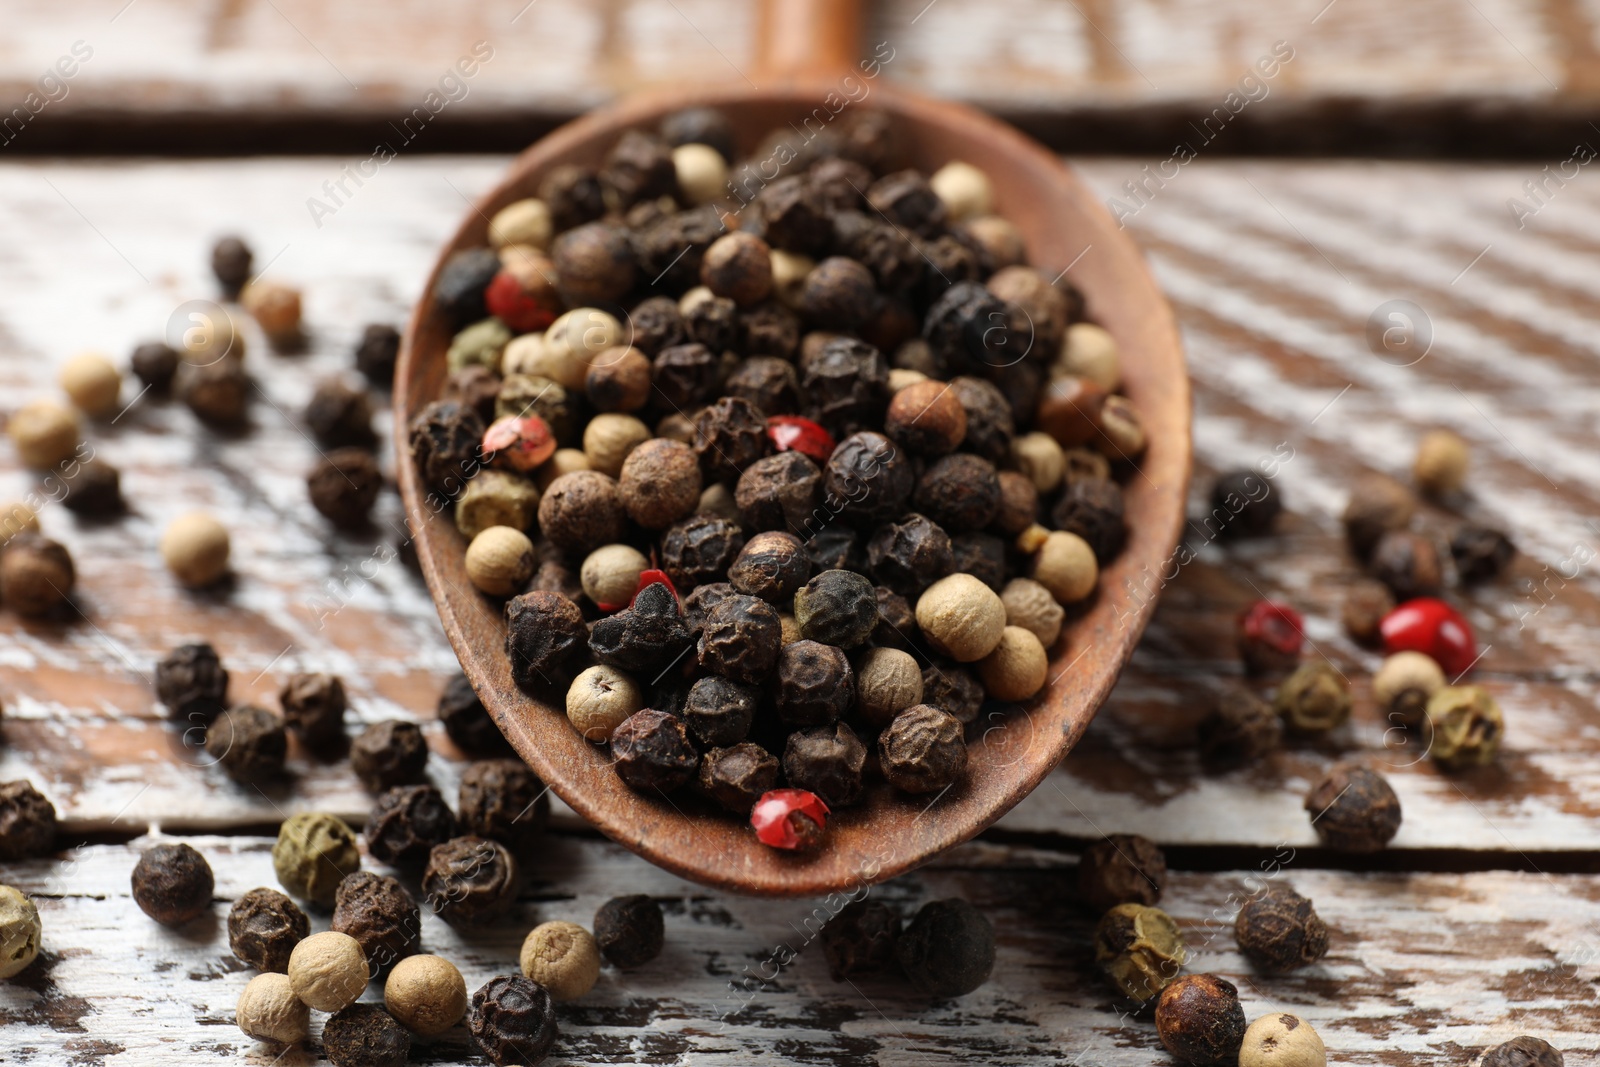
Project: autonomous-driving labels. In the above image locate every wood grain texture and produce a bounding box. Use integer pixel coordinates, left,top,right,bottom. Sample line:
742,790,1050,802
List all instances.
393,84,1192,897
2,835,1598,1066
0,156,1596,862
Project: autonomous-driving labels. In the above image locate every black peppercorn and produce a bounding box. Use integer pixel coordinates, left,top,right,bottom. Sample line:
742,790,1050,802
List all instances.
726,355,801,415
948,376,1013,463
1369,529,1444,600
132,842,214,926
305,376,375,449
590,582,693,675
922,281,1011,374
884,378,967,457
697,594,783,685
423,836,518,927
611,709,700,794
805,527,865,573
538,471,627,556
652,343,723,412
633,205,725,293
1198,687,1282,770
61,459,122,516
1342,474,1416,559
728,531,811,602
437,673,512,758
594,894,665,968
211,235,253,297
459,758,550,861
332,871,420,974
776,640,854,727
307,447,383,529
1054,478,1127,564
280,672,347,755
872,586,917,651
409,400,485,499
0,780,57,861
834,211,923,293
920,664,984,725
661,105,735,159
204,704,287,784
155,643,229,724
895,898,994,997
867,513,953,597
1078,833,1167,913
793,568,878,648
541,163,606,233
755,176,833,254
1451,522,1516,582
915,454,1000,533
683,291,741,351
433,247,501,327
629,295,687,356
693,396,771,482
445,363,502,422
365,785,459,869
880,704,967,794
601,128,677,207
324,1004,412,1067
228,887,309,973
1342,579,1396,646
740,301,802,359
130,341,181,393
177,357,249,425
505,591,589,691
1304,762,1402,850
1481,1037,1565,1067
800,337,890,439
682,581,736,635
736,451,823,534
867,170,946,235
552,221,637,307
697,742,780,814
825,431,914,529
354,323,400,386
819,900,901,980
681,675,760,747
660,514,746,591
799,256,877,331
917,233,988,304
1235,882,1328,973
951,532,1007,593
1155,973,1248,1066
783,722,867,807
470,975,558,1067
350,720,429,793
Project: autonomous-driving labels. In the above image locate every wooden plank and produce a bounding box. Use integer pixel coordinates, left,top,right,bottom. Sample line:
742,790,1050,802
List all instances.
0,157,1597,855
3,1,1600,153
1,835,1597,1065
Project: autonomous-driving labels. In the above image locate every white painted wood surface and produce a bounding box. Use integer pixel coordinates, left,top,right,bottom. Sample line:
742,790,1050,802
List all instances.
3,835,1597,1065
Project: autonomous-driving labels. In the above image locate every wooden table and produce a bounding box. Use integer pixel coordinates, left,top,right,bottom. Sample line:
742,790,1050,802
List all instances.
2,154,1598,1063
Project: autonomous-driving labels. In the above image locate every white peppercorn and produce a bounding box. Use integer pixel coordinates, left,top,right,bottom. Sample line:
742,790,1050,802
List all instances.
1239,1013,1326,1067
8,399,80,470
288,930,369,1012
520,920,601,1000
489,199,553,250
503,333,581,389
915,573,1007,663
236,972,310,1044
855,646,924,728
242,281,304,349
1001,577,1065,648
535,447,590,491
567,665,643,741
673,143,729,206
929,161,993,221
384,954,468,1038
60,353,122,418
769,250,816,309
1009,432,1066,494
1374,651,1447,730
583,413,652,478
1056,323,1121,391
1033,530,1098,604
1414,429,1469,497
581,544,649,607
161,512,231,587
465,526,537,597
978,626,1049,701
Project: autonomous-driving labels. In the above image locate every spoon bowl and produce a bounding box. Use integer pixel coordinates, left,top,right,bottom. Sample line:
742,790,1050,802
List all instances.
396,81,1190,897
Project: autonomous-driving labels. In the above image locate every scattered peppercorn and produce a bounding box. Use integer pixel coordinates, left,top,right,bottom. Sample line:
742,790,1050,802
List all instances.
1095,903,1187,1003
331,871,420,975
1481,1037,1565,1067
278,672,346,755
305,376,375,449
424,836,518,927
1208,468,1282,539
818,900,901,980
1342,474,1416,559
323,1004,411,1067
1452,522,1516,582
1155,973,1248,1066
1342,579,1396,646
594,894,664,969
520,921,601,1001
160,511,231,587
0,534,74,616
350,719,429,792
1305,763,1402,850
365,784,459,870
211,235,253,297
1198,687,1282,770
235,971,309,1046
131,842,214,927
1235,882,1328,973
0,885,41,980
154,642,229,725
60,458,122,516
1426,684,1503,769
1240,1013,1327,1067
459,758,550,860
0,782,56,862
385,954,468,1038
204,704,287,784
178,357,250,425
470,974,559,1067
896,898,994,997
1369,529,1444,600
1373,651,1447,731
273,812,361,908
354,323,400,385
1236,600,1304,675
1078,833,1167,914
228,887,309,973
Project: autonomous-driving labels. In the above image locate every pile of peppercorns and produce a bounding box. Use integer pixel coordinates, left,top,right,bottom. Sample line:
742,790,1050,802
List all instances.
410,105,1145,847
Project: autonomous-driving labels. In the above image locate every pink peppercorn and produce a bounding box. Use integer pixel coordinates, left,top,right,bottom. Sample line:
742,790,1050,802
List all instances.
766,416,836,467
1236,600,1304,675
1380,597,1477,678
483,414,555,472
751,788,829,850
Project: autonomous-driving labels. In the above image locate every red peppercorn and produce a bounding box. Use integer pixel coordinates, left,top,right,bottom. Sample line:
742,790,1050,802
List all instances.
1380,597,1477,678
751,788,829,850
484,268,560,333
595,571,681,614
766,415,836,467
1236,600,1304,675
483,414,556,472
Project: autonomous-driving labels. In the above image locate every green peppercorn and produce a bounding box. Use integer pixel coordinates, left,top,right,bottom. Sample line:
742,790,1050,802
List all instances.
1094,902,1186,1003
1273,661,1351,735
1425,685,1503,769
273,812,361,908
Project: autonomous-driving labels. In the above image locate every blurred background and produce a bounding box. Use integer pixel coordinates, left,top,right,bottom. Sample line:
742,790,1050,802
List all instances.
4,0,1597,158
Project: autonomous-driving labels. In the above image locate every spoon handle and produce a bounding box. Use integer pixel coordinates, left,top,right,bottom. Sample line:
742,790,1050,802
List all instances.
754,0,864,80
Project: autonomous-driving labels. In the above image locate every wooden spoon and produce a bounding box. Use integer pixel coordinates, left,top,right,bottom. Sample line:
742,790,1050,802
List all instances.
396,0,1191,897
